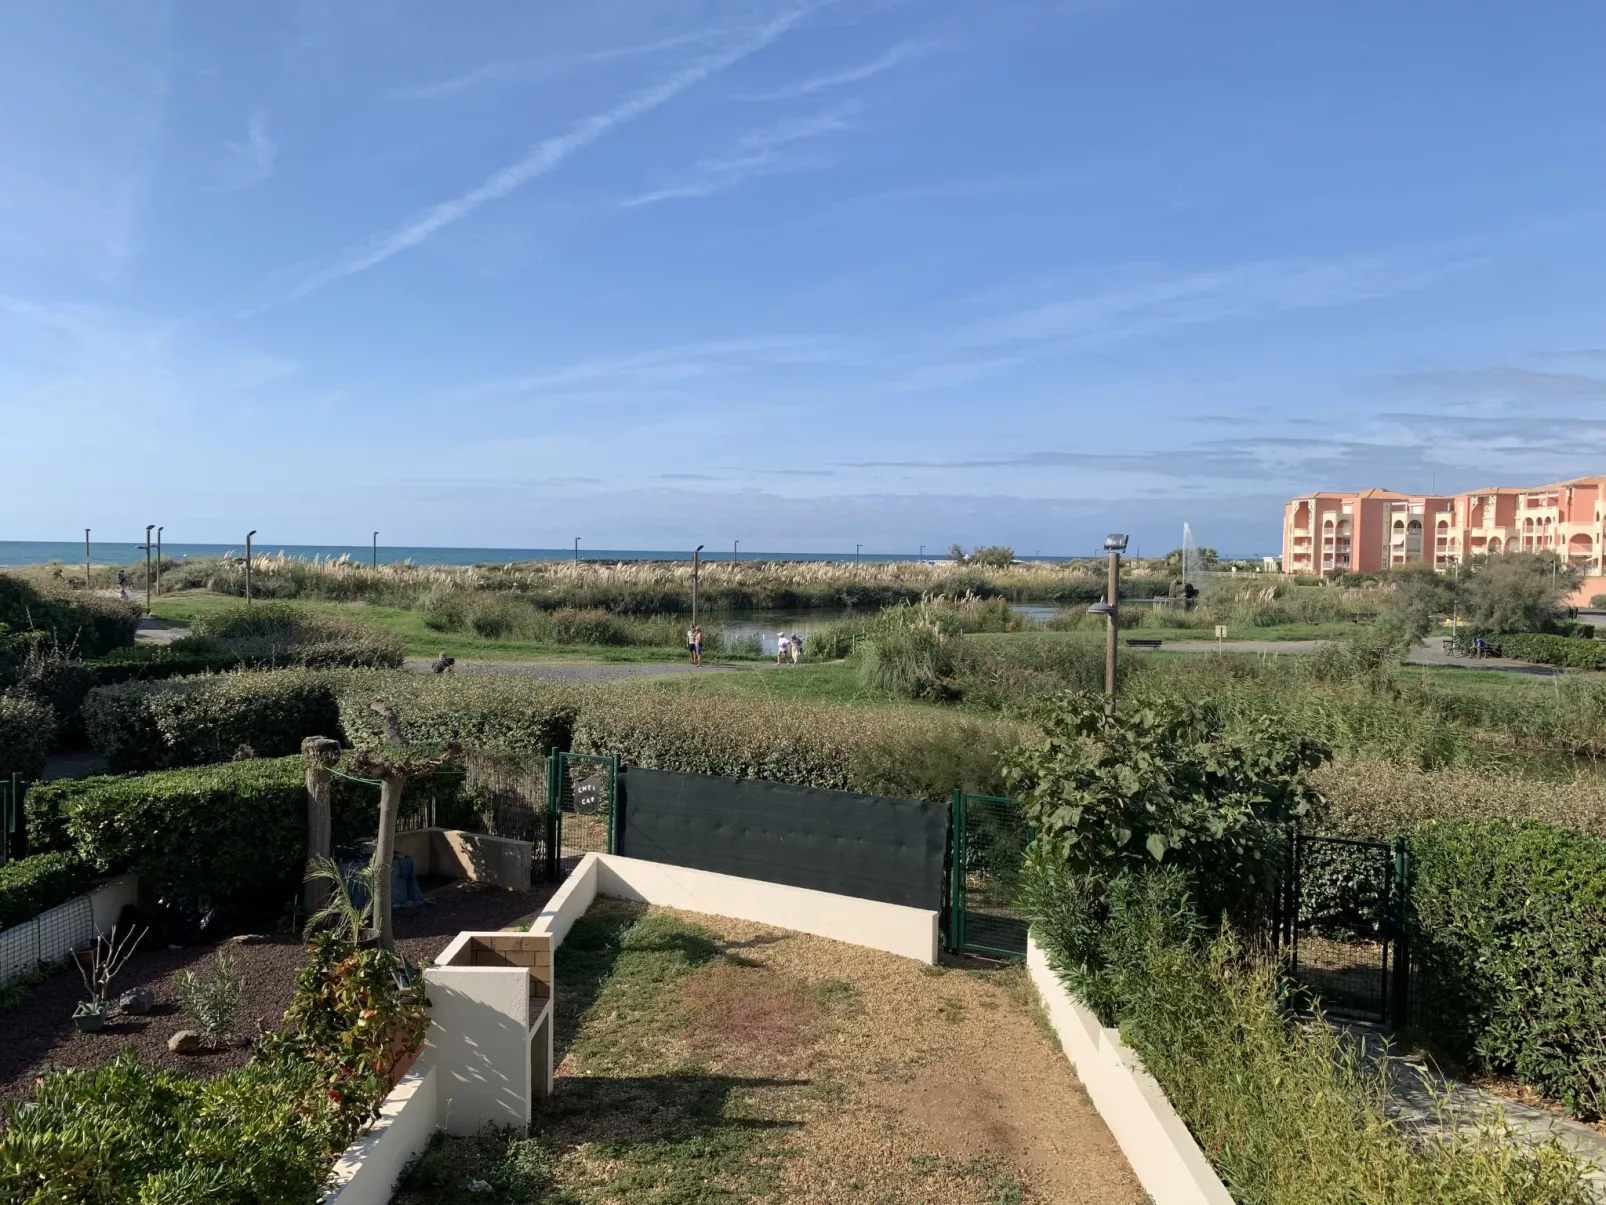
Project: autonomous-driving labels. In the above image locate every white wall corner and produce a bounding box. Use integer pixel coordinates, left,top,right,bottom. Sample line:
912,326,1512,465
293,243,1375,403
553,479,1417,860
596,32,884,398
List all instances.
1025,933,1234,1205
322,1061,437,1205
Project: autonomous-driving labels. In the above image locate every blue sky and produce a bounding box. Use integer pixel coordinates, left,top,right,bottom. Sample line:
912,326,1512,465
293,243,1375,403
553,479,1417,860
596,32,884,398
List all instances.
2,0,1603,556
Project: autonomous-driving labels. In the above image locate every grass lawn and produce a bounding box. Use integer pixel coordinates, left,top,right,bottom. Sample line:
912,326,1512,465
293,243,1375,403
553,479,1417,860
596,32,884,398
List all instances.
641,661,913,708
396,901,1141,1205
149,592,756,666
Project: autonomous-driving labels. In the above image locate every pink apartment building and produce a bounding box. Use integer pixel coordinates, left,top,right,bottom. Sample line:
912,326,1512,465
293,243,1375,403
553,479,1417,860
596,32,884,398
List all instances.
1283,476,1606,603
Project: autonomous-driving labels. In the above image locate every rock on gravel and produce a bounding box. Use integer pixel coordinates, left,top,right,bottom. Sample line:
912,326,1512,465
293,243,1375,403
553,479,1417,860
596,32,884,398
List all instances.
167,1030,204,1054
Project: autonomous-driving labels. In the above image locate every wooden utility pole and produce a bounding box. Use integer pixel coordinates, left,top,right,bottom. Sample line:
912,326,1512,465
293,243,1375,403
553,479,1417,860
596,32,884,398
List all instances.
245,530,257,604
84,529,91,591
1105,546,1120,706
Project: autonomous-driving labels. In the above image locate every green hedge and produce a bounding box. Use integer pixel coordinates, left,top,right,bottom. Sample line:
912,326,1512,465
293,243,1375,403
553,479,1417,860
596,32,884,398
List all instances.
334,672,583,755
84,669,346,771
0,575,139,659
193,602,405,669
0,691,53,779
1411,819,1606,1120
1496,633,1606,669
0,851,98,930
572,686,1020,801
33,754,463,913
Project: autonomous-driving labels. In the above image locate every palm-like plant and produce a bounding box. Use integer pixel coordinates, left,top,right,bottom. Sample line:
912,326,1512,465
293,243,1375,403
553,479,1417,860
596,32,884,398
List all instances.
302,855,377,944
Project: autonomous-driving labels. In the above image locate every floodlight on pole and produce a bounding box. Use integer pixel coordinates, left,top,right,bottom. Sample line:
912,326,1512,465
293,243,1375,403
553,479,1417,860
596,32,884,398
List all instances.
144,525,154,616
245,531,257,604
692,545,705,628
156,527,163,600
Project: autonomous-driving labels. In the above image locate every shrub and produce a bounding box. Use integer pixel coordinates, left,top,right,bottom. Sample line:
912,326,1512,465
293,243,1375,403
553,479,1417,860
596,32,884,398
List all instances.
1462,552,1576,635
41,754,458,913
0,690,53,778
334,672,583,754
172,951,244,1047
1003,693,1328,916
0,1052,353,1205
84,669,345,771
854,611,957,700
573,686,1021,801
1492,632,1606,669
1411,819,1606,1120
1592,594,1606,610
1026,865,1593,1205
949,633,1115,708
192,603,405,668
0,851,98,930
0,574,139,658
88,639,243,682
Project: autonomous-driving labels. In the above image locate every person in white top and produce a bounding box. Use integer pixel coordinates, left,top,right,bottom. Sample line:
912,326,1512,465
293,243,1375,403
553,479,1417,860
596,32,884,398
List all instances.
776,632,790,664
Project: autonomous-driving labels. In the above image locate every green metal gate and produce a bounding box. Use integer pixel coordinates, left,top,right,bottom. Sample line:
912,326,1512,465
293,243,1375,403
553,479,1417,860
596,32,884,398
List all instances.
1,773,23,865
546,752,619,878
947,792,1031,958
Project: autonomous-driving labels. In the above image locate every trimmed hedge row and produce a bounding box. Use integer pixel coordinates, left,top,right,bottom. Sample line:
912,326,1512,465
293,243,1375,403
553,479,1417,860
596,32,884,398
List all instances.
84,670,346,771
0,851,98,931
572,684,1021,801
0,691,53,779
1497,632,1606,669
334,672,583,755
28,753,465,914
1411,819,1606,1120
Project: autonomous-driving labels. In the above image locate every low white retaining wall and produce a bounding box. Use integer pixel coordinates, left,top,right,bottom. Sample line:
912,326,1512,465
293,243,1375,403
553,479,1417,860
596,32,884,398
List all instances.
323,1063,437,1205
535,853,939,964
1026,933,1233,1205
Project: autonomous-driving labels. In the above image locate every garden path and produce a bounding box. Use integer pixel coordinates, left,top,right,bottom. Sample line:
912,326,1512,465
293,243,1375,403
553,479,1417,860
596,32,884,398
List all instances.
401,657,782,682
1352,1025,1606,1200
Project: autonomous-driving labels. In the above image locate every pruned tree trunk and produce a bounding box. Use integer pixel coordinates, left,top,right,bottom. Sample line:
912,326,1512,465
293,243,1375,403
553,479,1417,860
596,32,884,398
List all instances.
301,737,342,915
371,773,404,950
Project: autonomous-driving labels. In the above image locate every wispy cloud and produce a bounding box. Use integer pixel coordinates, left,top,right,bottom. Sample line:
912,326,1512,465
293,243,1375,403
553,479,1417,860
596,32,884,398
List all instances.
456,335,848,399
268,6,815,307
624,102,857,206
740,39,932,101
396,30,734,100
964,255,1465,349
220,109,276,190
1375,366,1606,402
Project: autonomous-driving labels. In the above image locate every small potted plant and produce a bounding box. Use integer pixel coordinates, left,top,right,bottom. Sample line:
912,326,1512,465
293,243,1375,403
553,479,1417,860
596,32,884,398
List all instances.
73,925,146,1032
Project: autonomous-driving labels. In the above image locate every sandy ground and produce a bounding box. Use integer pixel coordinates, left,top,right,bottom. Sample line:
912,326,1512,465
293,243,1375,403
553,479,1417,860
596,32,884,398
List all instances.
546,903,1143,1205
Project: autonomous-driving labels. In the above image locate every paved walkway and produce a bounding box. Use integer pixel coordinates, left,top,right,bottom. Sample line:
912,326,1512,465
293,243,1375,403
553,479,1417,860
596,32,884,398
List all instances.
133,617,182,645
1349,1026,1606,1198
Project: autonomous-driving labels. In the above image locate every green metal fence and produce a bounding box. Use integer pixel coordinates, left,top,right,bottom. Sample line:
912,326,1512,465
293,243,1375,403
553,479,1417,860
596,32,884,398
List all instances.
947,791,1031,959
546,751,619,878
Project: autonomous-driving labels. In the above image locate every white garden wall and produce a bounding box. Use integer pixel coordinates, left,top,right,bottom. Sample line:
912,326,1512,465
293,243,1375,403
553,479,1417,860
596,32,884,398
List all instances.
322,1063,437,1205
1026,933,1233,1205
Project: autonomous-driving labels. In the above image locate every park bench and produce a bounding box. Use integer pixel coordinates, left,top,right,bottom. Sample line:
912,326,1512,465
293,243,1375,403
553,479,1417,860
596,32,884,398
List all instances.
1124,638,1163,649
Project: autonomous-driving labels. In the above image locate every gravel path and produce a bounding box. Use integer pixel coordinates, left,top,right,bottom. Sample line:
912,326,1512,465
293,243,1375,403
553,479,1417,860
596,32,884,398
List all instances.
0,879,553,1103
1137,637,1563,676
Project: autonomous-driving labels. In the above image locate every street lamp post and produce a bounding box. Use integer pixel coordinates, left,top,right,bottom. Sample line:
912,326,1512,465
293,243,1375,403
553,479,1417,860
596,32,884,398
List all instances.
1088,534,1129,713
245,531,257,604
691,545,705,630
156,527,163,601
919,544,924,562
855,543,861,565
573,537,580,565
372,532,379,570
84,529,91,591
733,539,739,565
144,525,154,616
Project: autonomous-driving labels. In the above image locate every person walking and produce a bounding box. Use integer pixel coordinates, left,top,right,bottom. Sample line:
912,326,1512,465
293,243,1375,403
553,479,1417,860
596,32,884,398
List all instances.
690,624,704,666
775,632,789,664
686,624,697,662
789,633,803,664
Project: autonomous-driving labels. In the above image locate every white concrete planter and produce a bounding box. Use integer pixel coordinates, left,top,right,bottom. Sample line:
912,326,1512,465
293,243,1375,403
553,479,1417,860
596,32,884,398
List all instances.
322,1063,438,1205
1026,933,1234,1205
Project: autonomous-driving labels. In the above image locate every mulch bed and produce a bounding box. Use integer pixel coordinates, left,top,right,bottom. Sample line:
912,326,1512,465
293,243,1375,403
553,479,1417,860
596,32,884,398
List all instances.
0,880,553,1104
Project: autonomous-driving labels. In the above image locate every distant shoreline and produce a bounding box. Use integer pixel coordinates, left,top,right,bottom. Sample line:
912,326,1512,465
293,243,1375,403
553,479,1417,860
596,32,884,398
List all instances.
0,539,1104,570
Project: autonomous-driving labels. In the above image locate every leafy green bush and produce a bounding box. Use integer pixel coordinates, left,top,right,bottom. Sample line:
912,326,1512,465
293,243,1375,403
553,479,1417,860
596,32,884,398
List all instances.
0,1052,352,1205
1492,632,1606,669
334,672,583,754
84,668,345,770
0,574,139,659
1026,865,1593,1205
1411,819,1606,1120
949,633,1114,708
854,609,957,700
1003,693,1328,915
0,690,53,778
192,602,404,668
0,851,98,930
574,685,1021,801
35,754,458,911
88,639,243,682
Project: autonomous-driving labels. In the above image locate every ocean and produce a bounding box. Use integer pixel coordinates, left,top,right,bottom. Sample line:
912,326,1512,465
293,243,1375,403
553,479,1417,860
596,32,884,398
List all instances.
0,539,1079,569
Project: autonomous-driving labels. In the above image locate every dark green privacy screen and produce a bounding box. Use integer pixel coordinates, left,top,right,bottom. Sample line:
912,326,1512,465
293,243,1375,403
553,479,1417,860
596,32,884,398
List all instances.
618,767,945,910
